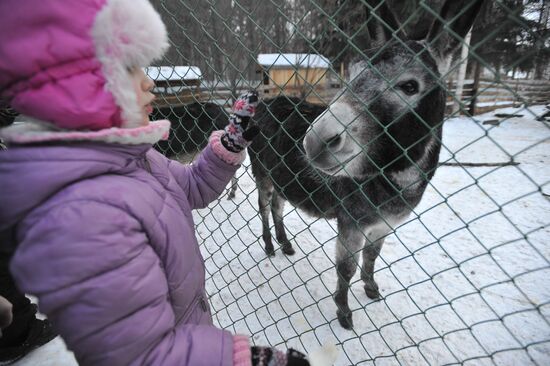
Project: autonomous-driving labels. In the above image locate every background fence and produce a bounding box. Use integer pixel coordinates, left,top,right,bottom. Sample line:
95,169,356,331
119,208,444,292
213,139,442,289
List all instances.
149,0,549,365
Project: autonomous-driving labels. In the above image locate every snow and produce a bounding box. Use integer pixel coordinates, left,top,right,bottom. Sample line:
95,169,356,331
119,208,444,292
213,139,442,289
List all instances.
152,85,197,95
309,343,339,366
12,105,550,365
258,53,331,69
475,101,517,107
144,66,202,81
144,66,202,94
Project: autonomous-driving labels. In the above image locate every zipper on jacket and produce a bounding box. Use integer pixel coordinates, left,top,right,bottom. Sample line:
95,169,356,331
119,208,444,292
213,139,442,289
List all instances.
177,294,208,324
199,296,208,312
143,155,152,173
134,152,152,173
137,154,153,174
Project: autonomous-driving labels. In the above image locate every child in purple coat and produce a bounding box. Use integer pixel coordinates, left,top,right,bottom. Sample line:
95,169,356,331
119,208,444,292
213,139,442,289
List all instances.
0,1,310,365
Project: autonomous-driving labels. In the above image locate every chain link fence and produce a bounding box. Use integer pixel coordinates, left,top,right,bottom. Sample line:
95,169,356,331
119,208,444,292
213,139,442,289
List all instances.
149,0,549,364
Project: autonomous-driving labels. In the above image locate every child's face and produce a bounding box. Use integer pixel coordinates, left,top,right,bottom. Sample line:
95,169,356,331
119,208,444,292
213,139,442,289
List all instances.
129,67,155,126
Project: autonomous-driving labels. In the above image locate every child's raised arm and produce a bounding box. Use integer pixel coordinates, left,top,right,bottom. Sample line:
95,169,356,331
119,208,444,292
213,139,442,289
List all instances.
158,91,260,209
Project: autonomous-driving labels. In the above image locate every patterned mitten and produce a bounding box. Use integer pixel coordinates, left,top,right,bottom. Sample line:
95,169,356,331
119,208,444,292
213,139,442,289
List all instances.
251,346,310,366
220,90,260,152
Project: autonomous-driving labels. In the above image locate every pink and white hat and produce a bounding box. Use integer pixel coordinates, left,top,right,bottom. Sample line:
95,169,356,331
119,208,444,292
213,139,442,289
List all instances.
0,0,171,144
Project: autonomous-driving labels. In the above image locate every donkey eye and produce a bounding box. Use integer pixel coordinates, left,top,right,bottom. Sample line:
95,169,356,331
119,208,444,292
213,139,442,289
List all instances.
398,80,419,95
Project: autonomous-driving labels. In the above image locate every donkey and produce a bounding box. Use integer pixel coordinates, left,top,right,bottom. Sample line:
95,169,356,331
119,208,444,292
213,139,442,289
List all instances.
153,102,239,199
248,0,484,329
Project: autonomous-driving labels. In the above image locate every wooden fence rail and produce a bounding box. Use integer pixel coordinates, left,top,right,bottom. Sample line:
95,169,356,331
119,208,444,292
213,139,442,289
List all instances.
446,78,550,115
152,78,550,116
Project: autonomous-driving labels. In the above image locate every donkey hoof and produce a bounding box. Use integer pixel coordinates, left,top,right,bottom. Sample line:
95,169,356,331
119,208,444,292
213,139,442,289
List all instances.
364,284,380,299
281,244,295,256
265,246,276,257
336,309,354,330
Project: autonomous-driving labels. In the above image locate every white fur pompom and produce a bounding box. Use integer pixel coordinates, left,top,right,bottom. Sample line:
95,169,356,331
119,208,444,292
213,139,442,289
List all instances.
92,0,169,67
92,0,170,128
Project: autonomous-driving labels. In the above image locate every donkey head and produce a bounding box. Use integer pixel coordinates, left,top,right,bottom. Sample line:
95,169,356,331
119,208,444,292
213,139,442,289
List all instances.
303,0,484,178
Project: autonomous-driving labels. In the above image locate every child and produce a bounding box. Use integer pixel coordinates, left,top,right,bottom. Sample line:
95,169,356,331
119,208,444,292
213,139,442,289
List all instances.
0,1,310,365
0,101,58,364
0,252,57,364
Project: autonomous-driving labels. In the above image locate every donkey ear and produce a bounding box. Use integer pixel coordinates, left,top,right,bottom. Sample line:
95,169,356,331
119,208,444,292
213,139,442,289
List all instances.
364,0,407,47
426,0,485,63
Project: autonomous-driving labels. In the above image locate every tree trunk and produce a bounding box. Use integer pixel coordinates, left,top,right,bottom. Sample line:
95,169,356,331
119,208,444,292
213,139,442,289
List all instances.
209,3,225,81
452,30,472,115
534,0,550,79
469,60,482,116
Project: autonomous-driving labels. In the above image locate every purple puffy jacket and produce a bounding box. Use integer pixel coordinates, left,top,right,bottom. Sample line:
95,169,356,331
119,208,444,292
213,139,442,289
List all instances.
0,140,239,365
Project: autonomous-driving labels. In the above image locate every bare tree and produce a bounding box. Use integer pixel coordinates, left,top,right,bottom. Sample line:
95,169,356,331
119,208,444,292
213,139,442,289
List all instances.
531,0,550,79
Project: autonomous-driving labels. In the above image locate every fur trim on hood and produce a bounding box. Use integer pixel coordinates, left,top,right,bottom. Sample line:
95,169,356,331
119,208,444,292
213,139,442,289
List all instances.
0,117,171,146
0,0,169,133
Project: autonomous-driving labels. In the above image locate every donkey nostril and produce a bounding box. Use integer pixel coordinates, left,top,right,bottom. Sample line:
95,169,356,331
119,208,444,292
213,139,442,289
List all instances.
326,135,342,149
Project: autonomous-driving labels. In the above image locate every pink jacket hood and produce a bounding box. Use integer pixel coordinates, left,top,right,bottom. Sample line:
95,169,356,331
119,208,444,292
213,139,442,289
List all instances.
0,0,169,131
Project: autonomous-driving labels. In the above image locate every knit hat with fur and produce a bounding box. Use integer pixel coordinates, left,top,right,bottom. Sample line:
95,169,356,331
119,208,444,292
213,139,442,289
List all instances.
0,0,169,132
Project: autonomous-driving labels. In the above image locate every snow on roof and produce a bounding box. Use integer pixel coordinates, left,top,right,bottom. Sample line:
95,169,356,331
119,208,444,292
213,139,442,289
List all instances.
144,66,202,81
257,53,330,69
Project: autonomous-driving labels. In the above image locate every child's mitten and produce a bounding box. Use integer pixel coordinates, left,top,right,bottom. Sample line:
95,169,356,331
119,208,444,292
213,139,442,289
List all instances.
251,346,310,366
221,90,260,152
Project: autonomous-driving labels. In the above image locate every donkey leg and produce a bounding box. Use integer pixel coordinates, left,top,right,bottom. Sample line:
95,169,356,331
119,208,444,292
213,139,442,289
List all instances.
271,191,295,255
361,240,384,299
257,179,275,256
361,225,389,299
226,174,238,200
334,221,365,330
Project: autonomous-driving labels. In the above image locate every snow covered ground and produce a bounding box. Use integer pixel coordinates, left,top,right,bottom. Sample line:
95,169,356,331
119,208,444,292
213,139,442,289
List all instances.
14,105,550,365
